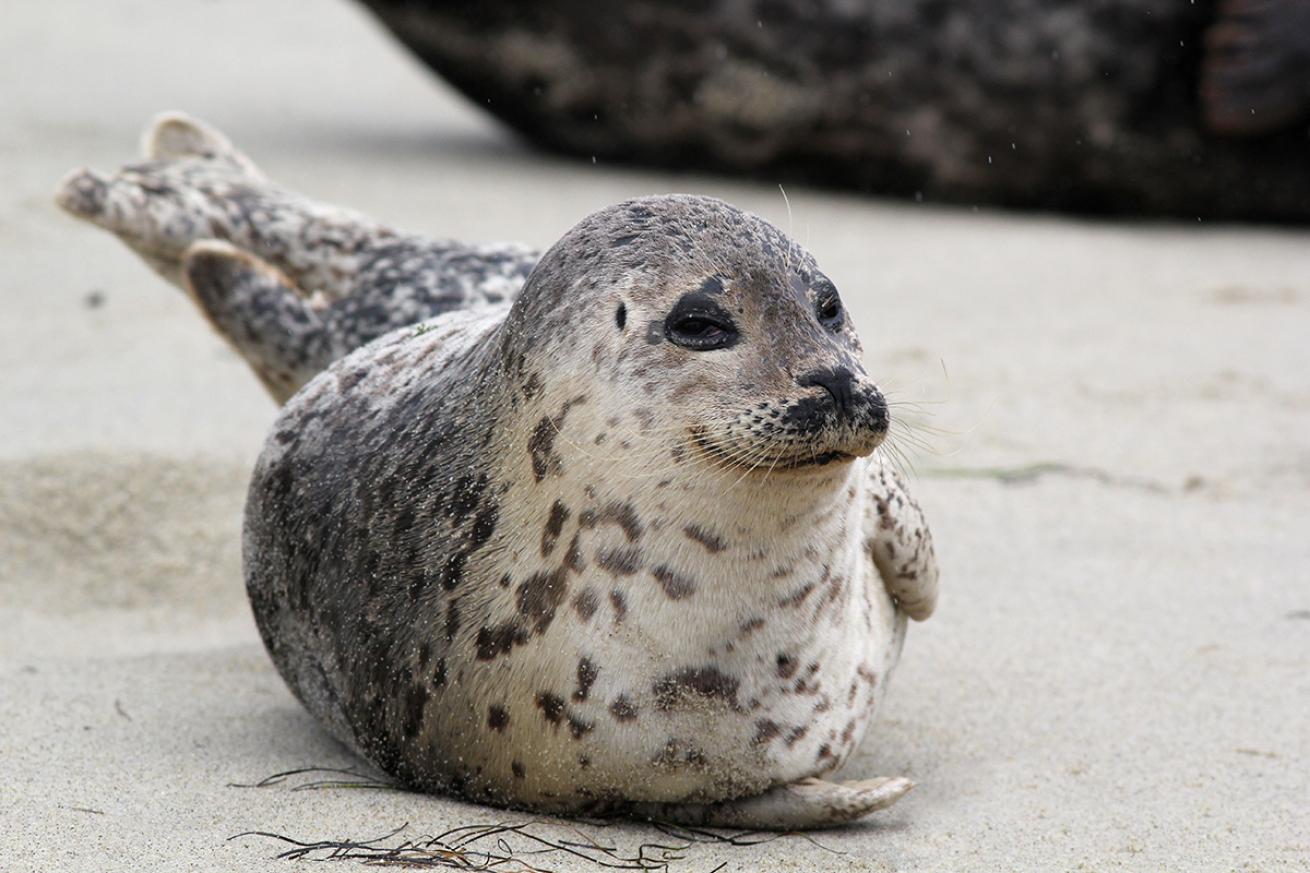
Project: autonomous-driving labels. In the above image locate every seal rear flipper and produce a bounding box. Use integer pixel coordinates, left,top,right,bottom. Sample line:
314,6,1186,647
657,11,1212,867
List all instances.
55,114,394,301
142,111,265,178
633,776,913,830
183,241,335,403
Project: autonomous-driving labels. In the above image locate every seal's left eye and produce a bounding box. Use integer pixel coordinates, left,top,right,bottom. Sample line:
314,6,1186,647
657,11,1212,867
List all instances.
664,291,739,351
667,315,736,350
817,294,844,329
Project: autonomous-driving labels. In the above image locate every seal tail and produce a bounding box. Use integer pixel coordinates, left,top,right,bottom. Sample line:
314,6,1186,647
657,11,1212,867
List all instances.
183,241,336,404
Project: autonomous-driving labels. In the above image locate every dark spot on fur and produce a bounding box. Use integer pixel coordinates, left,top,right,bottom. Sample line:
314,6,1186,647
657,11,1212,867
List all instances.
439,553,466,591
402,682,429,739
511,760,526,779
470,504,498,550
448,473,489,523
563,533,586,572
432,658,447,689
394,508,416,537
776,653,798,679
568,716,594,739
536,692,566,724
476,622,528,661
579,502,643,542
683,524,725,553
527,398,586,481
574,658,599,702
615,302,627,329
654,666,740,711
528,416,559,482
779,582,816,608
522,372,542,400
609,694,638,722
596,545,642,575
609,589,628,622
516,568,569,634
338,368,367,392
541,500,570,557
444,599,461,641
572,587,599,621
651,565,697,600
488,705,510,731
653,738,707,769
753,719,782,745
785,725,809,746
739,617,766,636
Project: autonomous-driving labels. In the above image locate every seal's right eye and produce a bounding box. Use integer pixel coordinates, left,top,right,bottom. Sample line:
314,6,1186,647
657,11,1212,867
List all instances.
664,292,739,351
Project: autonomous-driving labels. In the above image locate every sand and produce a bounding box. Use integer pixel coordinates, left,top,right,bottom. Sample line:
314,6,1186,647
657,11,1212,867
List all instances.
2,1,1307,870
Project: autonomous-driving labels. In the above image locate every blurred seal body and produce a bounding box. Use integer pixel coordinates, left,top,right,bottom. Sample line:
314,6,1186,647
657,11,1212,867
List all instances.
358,0,1310,221
56,115,938,828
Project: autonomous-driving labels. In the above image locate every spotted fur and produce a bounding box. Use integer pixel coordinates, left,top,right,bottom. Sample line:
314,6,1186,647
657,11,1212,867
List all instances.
56,115,939,829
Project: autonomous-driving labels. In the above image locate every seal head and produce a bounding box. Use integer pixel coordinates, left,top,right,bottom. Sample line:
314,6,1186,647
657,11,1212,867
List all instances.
501,196,889,481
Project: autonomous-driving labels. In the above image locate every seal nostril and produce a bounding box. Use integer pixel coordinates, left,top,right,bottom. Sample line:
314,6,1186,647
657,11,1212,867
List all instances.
798,367,855,417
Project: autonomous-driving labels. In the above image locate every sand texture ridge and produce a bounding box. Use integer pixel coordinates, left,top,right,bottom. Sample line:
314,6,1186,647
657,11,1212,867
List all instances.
2,1,1308,870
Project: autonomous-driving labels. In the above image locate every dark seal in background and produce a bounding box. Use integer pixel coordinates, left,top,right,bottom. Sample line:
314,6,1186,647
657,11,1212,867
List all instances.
358,0,1310,221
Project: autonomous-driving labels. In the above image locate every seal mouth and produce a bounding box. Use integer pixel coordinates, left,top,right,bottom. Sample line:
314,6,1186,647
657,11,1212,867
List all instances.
690,428,857,474
775,449,855,469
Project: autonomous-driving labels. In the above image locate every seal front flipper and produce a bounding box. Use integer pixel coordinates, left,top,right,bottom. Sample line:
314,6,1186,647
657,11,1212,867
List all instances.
634,777,914,830
183,241,334,403
865,456,939,621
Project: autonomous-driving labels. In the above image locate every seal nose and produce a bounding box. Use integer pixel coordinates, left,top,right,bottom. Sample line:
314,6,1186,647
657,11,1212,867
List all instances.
798,367,857,418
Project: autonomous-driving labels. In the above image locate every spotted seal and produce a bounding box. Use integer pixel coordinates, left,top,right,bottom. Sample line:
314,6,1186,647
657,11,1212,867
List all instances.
357,0,1310,221
56,114,939,829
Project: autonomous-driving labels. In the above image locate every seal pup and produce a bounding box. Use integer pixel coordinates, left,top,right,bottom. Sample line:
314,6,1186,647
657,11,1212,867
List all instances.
56,115,939,829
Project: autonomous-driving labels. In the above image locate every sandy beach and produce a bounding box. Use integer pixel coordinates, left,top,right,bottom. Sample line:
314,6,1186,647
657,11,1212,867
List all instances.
2,1,1308,870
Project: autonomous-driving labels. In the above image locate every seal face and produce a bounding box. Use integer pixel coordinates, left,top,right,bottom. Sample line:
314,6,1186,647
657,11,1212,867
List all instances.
57,115,938,828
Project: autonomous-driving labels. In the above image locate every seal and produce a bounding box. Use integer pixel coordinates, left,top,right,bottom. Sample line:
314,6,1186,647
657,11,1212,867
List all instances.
357,0,1310,221
56,114,939,829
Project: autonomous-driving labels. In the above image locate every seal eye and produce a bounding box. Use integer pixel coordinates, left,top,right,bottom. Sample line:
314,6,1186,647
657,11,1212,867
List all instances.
664,291,738,351
817,294,844,330
668,316,736,350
